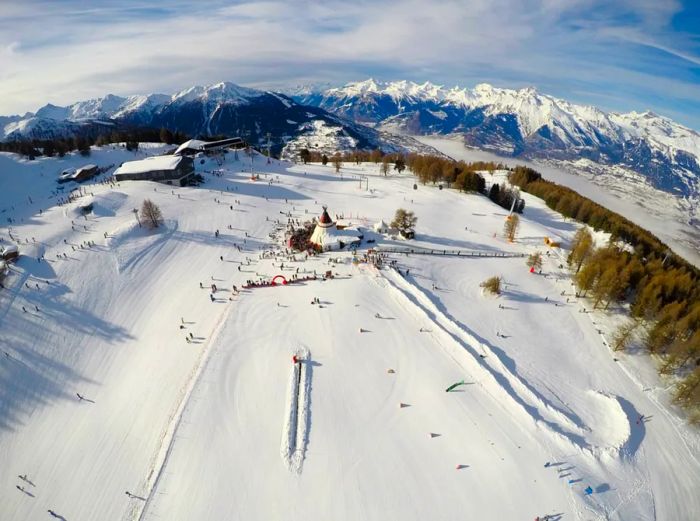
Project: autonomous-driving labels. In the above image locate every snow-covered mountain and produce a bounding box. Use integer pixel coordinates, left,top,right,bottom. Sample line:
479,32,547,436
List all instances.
296,79,700,198
0,82,433,156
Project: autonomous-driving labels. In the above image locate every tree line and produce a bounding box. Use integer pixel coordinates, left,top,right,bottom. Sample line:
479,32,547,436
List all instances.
0,127,191,160
299,148,403,166
406,154,524,214
511,166,700,422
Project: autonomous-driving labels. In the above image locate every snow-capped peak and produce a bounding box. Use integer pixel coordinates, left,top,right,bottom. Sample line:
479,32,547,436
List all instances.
171,81,262,104
69,94,128,120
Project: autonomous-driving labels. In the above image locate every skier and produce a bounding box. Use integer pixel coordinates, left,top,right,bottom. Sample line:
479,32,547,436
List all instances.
220,256,223,261
209,294,215,302
77,393,84,401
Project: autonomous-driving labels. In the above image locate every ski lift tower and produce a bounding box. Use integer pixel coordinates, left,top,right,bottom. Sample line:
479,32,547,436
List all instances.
265,132,272,164
506,196,517,220
359,174,369,191
243,131,253,175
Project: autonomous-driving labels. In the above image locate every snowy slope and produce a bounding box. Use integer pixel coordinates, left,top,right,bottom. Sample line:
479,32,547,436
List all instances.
0,147,698,521
417,135,700,269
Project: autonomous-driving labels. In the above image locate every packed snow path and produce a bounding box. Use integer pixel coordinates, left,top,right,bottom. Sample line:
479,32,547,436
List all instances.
0,146,698,520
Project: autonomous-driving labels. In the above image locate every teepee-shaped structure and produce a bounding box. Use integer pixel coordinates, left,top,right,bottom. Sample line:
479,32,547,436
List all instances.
308,205,361,251
309,206,336,249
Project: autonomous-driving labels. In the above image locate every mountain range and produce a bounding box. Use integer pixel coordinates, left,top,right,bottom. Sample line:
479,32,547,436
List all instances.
0,82,421,157
294,79,700,198
2,78,699,200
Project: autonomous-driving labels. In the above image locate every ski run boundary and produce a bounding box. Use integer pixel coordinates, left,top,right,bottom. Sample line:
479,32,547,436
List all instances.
130,301,237,521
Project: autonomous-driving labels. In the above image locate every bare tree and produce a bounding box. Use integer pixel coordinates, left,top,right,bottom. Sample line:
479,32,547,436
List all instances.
391,208,417,236
381,157,391,176
140,199,163,229
332,153,342,173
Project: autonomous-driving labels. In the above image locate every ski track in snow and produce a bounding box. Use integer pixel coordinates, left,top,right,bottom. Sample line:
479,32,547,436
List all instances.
377,266,636,457
280,345,312,473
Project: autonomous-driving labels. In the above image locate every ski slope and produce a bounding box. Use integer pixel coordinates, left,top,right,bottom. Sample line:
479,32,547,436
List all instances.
0,145,698,520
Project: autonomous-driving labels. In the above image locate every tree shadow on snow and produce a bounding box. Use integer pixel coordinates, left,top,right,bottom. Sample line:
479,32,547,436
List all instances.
0,336,96,432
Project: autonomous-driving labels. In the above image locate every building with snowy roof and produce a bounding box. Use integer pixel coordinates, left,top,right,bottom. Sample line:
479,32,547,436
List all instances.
174,137,246,156
113,155,195,186
309,206,361,251
74,164,99,182
373,220,389,234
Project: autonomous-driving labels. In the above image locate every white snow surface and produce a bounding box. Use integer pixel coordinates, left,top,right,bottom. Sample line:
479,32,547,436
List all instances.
0,145,699,521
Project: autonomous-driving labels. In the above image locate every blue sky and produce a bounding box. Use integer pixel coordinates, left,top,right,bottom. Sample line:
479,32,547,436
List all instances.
1,0,699,129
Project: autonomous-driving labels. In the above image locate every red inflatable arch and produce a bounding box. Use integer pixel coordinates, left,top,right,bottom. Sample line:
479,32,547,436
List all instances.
271,275,288,286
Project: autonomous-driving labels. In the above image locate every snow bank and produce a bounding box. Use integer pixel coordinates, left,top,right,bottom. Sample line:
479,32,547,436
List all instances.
280,345,311,473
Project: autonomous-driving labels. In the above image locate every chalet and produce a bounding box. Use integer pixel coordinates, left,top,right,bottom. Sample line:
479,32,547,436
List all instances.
113,155,195,186
1,244,19,261
74,164,99,182
174,137,246,156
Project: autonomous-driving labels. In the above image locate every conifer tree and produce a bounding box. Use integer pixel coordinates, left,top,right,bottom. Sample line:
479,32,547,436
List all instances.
527,252,543,271
568,228,594,273
503,214,519,242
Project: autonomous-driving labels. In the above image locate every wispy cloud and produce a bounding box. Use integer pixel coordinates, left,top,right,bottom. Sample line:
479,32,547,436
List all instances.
0,0,698,128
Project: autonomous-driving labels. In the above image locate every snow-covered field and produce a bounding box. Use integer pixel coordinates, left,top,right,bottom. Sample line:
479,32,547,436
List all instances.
1,145,699,520
416,135,700,269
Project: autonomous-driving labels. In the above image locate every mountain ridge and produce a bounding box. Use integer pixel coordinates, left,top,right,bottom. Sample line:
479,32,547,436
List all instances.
293,79,700,198
3,78,698,199
0,81,437,159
